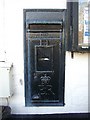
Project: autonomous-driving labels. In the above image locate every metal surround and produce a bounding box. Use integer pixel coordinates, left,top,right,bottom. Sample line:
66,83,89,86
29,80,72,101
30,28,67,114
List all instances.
24,9,66,106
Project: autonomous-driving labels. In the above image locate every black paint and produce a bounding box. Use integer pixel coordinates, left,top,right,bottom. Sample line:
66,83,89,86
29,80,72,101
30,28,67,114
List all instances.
24,9,66,106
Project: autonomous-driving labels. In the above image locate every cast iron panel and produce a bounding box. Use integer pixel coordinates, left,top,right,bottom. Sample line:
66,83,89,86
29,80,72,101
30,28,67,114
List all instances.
30,39,60,103
35,46,53,71
24,9,66,106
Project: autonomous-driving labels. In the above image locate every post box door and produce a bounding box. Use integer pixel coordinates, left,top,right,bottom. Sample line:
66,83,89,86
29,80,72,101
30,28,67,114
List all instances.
30,39,60,102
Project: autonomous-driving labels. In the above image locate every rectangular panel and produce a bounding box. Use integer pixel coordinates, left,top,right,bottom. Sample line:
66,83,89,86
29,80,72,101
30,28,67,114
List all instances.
24,9,65,106
30,39,60,102
35,46,53,71
78,0,90,47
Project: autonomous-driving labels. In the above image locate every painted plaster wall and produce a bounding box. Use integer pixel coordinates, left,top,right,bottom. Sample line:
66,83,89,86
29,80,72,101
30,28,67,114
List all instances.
0,0,89,114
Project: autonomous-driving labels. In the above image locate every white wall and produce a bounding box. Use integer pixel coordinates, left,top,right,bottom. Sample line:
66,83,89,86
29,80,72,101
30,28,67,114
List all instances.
0,0,88,114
